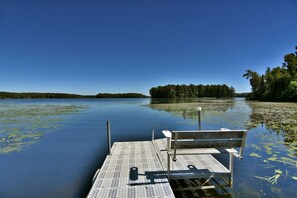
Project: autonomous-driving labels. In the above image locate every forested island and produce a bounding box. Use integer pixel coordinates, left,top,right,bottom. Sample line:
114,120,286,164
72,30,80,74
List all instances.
243,46,297,102
0,92,147,99
95,93,148,98
150,84,235,98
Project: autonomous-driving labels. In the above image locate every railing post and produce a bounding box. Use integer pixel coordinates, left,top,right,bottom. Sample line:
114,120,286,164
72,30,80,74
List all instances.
197,106,202,130
152,129,155,141
229,154,234,187
107,121,111,155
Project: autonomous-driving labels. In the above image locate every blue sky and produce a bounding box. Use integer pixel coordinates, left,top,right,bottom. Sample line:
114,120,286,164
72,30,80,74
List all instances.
1,0,297,95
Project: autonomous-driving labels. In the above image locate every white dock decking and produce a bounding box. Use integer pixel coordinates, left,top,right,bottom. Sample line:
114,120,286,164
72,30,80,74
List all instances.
88,138,232,198
88,140,175,198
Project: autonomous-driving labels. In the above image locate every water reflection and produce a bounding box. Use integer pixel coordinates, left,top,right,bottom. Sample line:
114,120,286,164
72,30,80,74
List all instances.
149,98,236,120
1,98,296,197
151,98,200,104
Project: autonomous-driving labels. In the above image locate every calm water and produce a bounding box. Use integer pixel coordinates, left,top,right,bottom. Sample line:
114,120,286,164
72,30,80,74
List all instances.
0,98,296,197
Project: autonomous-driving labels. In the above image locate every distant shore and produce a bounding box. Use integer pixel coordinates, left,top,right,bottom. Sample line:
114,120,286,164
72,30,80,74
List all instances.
0,91,149,99
0,91,248,99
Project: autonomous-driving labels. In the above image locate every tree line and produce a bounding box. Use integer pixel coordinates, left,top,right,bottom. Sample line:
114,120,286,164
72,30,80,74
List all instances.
243,46,297,102
0,92,147,99
0,92,86,99
149,84,235,98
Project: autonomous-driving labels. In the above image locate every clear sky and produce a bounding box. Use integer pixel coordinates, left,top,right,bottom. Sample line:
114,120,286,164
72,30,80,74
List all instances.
1,0,297,95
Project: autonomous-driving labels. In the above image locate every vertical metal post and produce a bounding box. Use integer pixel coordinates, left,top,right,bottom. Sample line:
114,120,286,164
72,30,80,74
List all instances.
197,106,202,130
229,154,234,187
107,121,111,155
167,137,171,179
152,129,155,141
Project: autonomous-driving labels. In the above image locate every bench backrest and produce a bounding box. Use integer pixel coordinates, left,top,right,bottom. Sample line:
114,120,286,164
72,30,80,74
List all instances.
167,129,248,159
171,130,247,150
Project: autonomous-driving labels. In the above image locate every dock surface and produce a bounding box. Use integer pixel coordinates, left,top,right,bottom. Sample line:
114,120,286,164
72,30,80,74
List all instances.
88,138,231,197
88,140,175,198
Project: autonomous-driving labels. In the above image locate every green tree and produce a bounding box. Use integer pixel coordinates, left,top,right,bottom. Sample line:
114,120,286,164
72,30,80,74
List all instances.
149,84,235,98
243,46,297,101
243,70,262,99
284,81,297,101
283,46,297,79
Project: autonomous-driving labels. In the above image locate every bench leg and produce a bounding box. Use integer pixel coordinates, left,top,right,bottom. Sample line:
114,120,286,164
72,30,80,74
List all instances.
166,137,171,180
167,153,170,180
229,154,234,187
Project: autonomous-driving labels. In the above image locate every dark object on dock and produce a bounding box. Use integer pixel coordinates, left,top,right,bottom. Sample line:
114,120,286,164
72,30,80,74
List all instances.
129,167,138,181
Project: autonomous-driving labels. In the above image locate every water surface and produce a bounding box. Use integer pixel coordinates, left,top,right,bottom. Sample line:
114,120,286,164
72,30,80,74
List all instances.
0,98,296,197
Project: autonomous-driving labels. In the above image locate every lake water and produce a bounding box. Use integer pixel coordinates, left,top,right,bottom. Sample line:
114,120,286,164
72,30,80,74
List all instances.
0,98,296,197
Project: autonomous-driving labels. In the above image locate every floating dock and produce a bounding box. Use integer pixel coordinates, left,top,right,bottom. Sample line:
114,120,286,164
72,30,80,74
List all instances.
88,138,232,198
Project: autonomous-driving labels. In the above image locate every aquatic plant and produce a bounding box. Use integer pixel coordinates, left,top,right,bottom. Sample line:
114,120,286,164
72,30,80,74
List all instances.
250,153,262,158
246,101,297,152
255,169,283,184
251,144,261,151
0,104,87,154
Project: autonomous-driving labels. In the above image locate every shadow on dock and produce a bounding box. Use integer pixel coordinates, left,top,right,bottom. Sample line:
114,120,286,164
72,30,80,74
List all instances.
129,166,232,198
171,178,232,198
